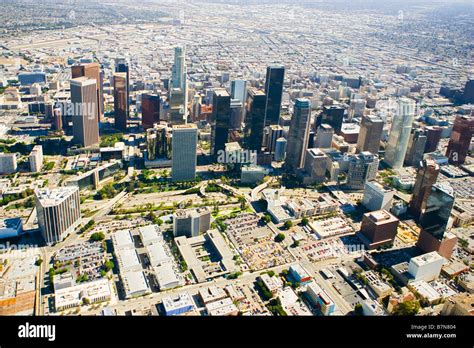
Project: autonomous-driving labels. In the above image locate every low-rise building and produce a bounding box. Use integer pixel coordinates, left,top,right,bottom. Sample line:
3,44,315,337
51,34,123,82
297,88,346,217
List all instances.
55,278,112,311
162,292,195,316
408,252,445,282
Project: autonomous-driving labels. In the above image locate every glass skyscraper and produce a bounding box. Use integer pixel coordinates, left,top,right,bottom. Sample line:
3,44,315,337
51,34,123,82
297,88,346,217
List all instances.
264,65,285,126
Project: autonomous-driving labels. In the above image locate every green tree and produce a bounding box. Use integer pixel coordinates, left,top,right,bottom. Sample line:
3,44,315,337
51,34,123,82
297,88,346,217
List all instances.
90,232,105,242
301,217,309,226
274,233,286,243
393,300,420,316
354,303,364,316
283,221,293,230
261,215,271,224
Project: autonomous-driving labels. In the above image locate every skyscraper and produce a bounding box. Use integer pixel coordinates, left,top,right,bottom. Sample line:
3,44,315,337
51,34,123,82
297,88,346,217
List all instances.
244,88,266,152
230,79,247,104
115,58,129,117
346,152,379,190
141,93,161,130
384,98,416,169
171,46,188,119
321,105,345,134
211,88,231,156
266,125,284,154
172,124,197,182
71,62,103,122
314,124,334,149
417,183,457,259
409,159,440,220
70,77,99,147
146,123,172,161
462,79,474,104
424,126,442,153
285,98,312,173
264,65,285,126
446,115,474,165
404,129,427,167
358,210,399,250
35,187,81,245
356,115,384,155
113,72,128,131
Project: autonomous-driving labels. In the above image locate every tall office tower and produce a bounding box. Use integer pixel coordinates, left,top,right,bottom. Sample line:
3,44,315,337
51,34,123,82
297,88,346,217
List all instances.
285,98,312,173
356,115,384,154
463,79,474,104
346,151,379,190
171,47,188,118
446,115,474,165
314,124,334,148
274,137,287,162
384,98,416,169
113,73,128,131
244,88,266,152
0,153,17,174
172,124,197,182
348,98,366,120
321,105,345,134
70,77,99,147
169,88,187,125
267,125,284,153
230,79,247,104
29,145,43,172
53,107,62,131
146,123,172,161
115,58,129,116
404,129,427,166
229,99,244,130
424,126,442,153
211,88,231,156
71,62,103,122
302,148,328,185
173,207,211,238
358,210,399,250
417,183,457,259
409,159,440,220
264,65,285,126
141,93,161,130
362,181,394,211
35,187,81,245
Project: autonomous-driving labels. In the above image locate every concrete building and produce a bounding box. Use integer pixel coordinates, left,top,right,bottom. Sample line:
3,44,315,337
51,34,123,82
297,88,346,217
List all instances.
285,98,311,173
362,181,394,211
314,124,334,148
54,278,112,311
29,145,43,172
240,165,268,184
173,207,211,237
35,187,81,245
70,77,99,147
306,281,335,316
358,210,399,249
357,115,384,155
172,124,197,182
446,115,474,165
162,292,195,316
346,152,379,190
71,62,103,122
408,251,445,282
301,148,328,185
0,153,17,174
384,98,416,169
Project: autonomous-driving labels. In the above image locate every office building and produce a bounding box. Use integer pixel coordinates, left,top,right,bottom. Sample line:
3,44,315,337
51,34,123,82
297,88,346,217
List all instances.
0,217,23,239
463,79,474,104
266,125,284,153
424,126,442,153
405,129,427,166
362,181,394,211
230,79,247,104
384,98,416,169
229,98,244,130
321,105,345,134
146,123,172,161
358,210,399,249
113,72,128,131
141,93,161,130
446,115,474,165
346,152,379,190
274,137,287,162
29,145,43,172
285,98,312,173
409,159,440,220
71,62,103,122
356,115,384,154
240,165,268,184
314,124,334,148
172,124,197,181
417,183,457,259
173,207,211,237
289,264,312,284
171,46,187,119
35,187,81,245
0,153,17,174
70,77,99,147
302,148,328,185
264,65,285,126
115,58,129,112
211,88,231,155
306,282,335,316
18,72,47,86
162,292,195,316
244,88,266,152
408,252,445,282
